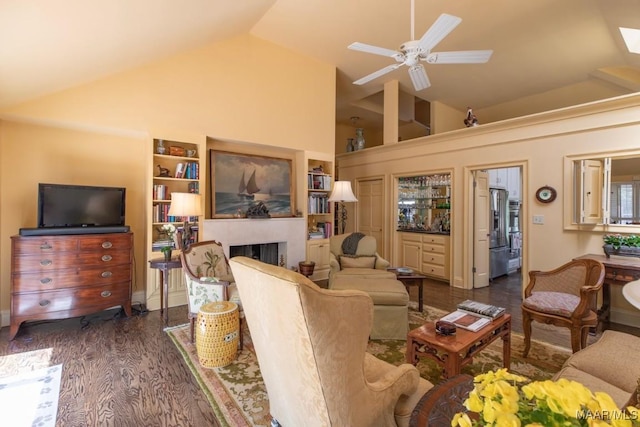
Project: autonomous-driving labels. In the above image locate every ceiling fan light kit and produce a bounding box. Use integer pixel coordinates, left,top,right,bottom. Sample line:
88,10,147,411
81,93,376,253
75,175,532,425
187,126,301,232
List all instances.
348,2,493,91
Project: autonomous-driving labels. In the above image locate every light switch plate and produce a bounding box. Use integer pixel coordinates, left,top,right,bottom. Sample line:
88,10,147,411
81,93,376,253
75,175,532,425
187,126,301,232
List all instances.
533,215,544,224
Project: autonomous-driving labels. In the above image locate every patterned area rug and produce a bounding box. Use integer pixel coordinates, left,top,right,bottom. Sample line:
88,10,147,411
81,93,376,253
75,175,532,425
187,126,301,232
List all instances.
166,303,573,427
0,349,62,427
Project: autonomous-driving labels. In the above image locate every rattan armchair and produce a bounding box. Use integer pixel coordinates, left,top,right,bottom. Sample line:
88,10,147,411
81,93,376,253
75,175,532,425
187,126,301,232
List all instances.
522,258,605,355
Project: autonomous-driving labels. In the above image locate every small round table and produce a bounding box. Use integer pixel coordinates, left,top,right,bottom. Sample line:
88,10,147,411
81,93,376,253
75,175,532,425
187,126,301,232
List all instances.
148,257,182,325
623,279,640,311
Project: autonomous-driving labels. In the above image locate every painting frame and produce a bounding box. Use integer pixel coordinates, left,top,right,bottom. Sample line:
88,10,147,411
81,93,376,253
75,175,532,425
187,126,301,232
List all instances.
210,150,294,218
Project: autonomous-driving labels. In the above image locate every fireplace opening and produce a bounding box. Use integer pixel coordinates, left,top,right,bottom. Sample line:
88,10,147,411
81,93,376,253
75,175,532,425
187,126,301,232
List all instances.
229,243,279,266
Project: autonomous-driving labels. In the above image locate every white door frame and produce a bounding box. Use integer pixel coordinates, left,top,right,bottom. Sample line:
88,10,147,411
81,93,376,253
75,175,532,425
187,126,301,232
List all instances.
463,162,528,295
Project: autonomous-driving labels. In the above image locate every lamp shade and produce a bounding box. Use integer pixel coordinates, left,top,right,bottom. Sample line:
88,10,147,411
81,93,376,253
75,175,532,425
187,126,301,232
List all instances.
168,193,203,217
328,181,358,202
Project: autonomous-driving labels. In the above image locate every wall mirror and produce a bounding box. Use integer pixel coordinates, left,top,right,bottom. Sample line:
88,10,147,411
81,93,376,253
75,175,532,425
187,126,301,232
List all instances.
566,152,640,230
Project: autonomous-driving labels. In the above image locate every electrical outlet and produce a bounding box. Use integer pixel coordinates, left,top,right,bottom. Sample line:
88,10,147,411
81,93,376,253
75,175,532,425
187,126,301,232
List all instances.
533,215,544,224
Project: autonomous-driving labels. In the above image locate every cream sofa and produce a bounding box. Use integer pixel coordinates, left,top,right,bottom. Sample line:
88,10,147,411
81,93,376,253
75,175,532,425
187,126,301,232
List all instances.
553,330,640,408
229,256,433,427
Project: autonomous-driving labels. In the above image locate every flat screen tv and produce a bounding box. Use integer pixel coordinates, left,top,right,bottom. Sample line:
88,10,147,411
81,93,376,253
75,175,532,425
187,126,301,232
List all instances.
38,183,126,228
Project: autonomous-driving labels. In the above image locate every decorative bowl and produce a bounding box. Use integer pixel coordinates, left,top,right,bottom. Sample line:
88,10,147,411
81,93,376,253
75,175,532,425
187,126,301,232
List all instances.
396,267,413,275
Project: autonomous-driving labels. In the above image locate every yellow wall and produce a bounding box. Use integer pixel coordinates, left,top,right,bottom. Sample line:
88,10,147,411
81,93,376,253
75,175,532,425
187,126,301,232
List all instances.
336,94,640,328
0,34,337,325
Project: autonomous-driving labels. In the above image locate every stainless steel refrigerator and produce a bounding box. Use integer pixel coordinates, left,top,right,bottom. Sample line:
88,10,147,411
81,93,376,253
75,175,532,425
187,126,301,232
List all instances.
489,188,509,280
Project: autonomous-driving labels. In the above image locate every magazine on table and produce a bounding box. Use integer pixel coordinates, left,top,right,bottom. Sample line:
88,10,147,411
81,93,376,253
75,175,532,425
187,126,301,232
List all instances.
439,310,492,332
456,299,506,319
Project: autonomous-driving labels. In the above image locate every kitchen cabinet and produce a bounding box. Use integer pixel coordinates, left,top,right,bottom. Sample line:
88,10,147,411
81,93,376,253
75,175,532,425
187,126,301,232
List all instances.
397,173,451,233
489,167,521,200
399,232,450,282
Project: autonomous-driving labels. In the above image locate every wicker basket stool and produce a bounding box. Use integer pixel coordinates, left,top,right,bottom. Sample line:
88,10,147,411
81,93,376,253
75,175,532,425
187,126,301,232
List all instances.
196,301,239,368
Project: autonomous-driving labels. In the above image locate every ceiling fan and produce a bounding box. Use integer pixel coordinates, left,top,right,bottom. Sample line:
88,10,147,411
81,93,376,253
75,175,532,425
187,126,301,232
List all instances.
348,1,493,91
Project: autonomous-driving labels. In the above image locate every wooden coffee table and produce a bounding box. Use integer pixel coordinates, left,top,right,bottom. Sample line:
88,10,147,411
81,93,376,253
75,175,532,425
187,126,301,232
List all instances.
406,314,511,379
387,268,428,312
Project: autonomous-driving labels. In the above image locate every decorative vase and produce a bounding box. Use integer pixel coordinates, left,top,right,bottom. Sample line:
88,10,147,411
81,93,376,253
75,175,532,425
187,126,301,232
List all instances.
157,139,166,155
355,128,365,150
346,138,354,152
163,248,172,261
603,244,640,259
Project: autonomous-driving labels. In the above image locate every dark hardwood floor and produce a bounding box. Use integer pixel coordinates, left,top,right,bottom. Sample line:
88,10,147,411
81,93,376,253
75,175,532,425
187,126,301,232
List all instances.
0,305,220,427
0,270,637,426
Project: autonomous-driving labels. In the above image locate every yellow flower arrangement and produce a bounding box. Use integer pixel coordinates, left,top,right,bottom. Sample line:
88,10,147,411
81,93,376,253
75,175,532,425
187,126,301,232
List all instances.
452,369,639,427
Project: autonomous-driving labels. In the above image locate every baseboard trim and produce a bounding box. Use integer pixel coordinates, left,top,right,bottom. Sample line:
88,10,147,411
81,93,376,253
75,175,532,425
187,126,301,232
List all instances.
611,307,640,327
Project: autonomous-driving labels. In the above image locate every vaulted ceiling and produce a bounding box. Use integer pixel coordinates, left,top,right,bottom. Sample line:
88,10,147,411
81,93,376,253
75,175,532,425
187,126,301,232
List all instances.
1,0,639,131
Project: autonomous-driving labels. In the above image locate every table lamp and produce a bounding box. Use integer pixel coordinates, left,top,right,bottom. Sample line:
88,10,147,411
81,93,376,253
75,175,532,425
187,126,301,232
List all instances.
328,181,358,234
168,192,202,250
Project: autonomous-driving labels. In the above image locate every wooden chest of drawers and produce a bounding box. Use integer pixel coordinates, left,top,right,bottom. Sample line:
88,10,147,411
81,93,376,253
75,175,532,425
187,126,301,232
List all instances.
10,232,133,340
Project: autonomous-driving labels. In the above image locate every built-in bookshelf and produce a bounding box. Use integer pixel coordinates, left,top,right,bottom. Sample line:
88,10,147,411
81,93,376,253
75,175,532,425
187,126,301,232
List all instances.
151,141,202,251
146,135,205,311
305,157,334,280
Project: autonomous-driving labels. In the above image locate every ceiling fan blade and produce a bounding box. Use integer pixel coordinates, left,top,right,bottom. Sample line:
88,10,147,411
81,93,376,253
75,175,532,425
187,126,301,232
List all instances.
418,13,462,51
425,50,493,64
408,65,430,91
348,42,401,58
353,63,403,85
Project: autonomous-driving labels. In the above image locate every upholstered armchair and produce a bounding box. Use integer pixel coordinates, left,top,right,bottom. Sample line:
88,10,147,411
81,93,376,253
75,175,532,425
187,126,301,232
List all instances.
522,258,605,355
180,240,243,347
328,233,396,286
229,256,433,427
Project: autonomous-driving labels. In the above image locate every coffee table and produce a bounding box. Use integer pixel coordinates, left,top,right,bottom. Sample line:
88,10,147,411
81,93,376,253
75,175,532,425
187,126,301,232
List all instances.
387,268,427,312
406,314,511,379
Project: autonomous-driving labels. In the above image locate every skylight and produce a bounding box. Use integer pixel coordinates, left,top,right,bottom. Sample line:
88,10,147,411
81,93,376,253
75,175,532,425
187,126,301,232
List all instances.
620,27,640,54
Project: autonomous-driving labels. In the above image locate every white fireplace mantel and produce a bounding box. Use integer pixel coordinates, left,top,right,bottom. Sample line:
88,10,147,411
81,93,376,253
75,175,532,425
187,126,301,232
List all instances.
202,217,306,269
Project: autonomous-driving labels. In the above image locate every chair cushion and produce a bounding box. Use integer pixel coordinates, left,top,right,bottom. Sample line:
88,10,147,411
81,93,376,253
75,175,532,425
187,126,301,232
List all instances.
332,277,409,306
340,255,377,269
522,291,579,317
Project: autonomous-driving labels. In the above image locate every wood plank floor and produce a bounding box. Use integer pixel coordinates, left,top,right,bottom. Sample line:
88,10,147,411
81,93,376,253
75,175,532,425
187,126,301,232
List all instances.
0,271,638,426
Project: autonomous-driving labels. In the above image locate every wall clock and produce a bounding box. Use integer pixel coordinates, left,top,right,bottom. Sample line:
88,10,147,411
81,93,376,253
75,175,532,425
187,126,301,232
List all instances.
536,186,557,203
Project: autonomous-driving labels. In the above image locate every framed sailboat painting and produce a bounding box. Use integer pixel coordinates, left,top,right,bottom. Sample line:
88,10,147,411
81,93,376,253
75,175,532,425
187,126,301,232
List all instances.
209,150,294,218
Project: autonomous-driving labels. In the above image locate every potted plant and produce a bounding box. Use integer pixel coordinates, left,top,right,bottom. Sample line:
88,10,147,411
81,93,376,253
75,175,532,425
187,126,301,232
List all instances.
603,234,640,258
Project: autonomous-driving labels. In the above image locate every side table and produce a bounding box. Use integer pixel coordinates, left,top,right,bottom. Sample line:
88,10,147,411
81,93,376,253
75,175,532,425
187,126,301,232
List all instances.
149,257,182,325
409,374,474,427
387,268,427,312
406,314,511,379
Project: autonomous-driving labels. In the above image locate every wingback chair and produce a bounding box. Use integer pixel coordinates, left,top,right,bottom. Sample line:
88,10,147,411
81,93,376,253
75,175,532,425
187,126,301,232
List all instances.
522,258,605,355
229,257,433,427
328,233,396,286
180,240,243,347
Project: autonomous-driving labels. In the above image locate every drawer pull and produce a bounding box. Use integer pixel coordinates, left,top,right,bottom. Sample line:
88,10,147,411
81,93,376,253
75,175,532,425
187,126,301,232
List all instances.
40,243,52,250
40,259,52,266
101,271,112,278
101,291,112,298
40,278,52,284
102,255,113,262
39,299,50,307
102,242,113,249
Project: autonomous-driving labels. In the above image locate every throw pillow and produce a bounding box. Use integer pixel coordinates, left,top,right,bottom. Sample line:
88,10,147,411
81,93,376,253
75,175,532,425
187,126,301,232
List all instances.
340,255,376,269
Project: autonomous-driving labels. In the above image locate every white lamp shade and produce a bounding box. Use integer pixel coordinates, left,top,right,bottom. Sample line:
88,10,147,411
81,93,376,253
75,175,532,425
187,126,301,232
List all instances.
168,193,203,217
328,181,358,202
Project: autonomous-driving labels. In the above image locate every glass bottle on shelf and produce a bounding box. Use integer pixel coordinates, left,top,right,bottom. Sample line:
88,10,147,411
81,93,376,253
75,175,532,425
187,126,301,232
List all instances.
397,173,451,232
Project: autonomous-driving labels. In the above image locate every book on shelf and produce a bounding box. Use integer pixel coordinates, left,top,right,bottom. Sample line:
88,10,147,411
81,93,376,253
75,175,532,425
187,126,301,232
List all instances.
439,310,491,332
456,299,506,319
175,163,185,178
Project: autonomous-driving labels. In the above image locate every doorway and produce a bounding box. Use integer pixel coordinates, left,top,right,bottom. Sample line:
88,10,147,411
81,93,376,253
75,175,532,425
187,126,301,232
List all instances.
471,165,524,290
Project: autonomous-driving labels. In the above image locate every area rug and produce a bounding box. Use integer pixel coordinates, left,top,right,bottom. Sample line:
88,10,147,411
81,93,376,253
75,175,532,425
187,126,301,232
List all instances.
0,349,62,427
166,303,573,427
